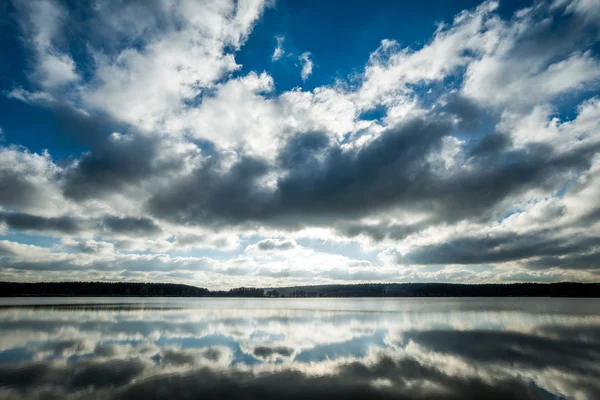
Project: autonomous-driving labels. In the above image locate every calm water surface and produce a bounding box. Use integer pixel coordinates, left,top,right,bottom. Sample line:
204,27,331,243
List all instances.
1,297,599,399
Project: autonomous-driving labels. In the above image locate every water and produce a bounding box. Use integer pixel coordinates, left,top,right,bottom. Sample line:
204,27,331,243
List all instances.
0,297,599,399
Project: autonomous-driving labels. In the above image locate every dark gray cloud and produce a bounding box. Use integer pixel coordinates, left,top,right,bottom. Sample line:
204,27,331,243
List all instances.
101,216,162,236
203,348,222,361
336,220,433,242
159,347,223,366
62,133,160,200
0,255,212,273
159,349,198,366
273,119,449,220
0,157,56,210
147,118,452,226
94,344,119,357
253,346,294,358
440,93,491,131
39,339,88,355
148,153,274,225
0,211,162,238
256,239,296,251
0,171,41,209
467,133,512,158
0,212,81,234
527,250,600,270
44,102,182,201
395,231,600,266
147,116,600,233
66,240,114,254
48,101,124,149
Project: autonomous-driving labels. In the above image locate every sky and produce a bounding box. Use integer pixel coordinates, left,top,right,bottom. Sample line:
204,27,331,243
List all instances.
0,0,599,289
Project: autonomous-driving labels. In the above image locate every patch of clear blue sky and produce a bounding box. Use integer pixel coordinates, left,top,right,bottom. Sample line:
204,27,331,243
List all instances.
235,0,526,93
0,232,62,248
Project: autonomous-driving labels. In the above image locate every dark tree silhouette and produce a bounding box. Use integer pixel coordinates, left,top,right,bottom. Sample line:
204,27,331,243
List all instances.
1,281,599,297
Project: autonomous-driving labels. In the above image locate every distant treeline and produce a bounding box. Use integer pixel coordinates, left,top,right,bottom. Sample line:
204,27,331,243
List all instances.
0,282,261,297
269,282,600,297
2,281,600,297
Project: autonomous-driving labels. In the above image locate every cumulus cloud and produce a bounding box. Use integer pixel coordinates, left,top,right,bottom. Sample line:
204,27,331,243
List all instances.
12,0,80,89
2,0,600,286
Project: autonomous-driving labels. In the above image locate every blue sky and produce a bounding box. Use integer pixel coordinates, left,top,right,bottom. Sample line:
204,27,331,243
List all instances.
0,0,599,289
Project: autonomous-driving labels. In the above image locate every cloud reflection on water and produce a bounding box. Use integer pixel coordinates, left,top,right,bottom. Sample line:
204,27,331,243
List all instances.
0,298,599,399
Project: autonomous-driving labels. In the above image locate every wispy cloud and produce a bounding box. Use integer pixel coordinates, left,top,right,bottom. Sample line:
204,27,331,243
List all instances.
299,52,313,80
272,35,285,61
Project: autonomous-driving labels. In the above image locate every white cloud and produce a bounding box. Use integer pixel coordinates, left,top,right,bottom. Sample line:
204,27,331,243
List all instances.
0,146,67,215
426,135,465,173
6,88,54,104
272,35,285,61
13,0,79,88
464,49,600,110
357,1,500,109
170,72,361,158
552,0,600,21
299,52,313,81
82,0,268,131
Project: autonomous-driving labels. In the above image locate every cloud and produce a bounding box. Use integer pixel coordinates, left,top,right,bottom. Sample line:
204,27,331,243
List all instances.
101,216,162,236
147,118,454,227
12,0,80,89
462,10,600,110
253,346,294,358
0,146,65,214
357,1,500,109
247,238,298,252
62,133,163,201
173,233,240,251
2,0,600,284
81,0,268,131
272,35,285,61
553,0,600,21
62,239,115,254
0,212,81,234
0,211,164,239
390,231,600,266
299,52,313,81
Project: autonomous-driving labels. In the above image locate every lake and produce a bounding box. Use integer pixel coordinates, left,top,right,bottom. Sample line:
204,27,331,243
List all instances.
0,297,599,399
